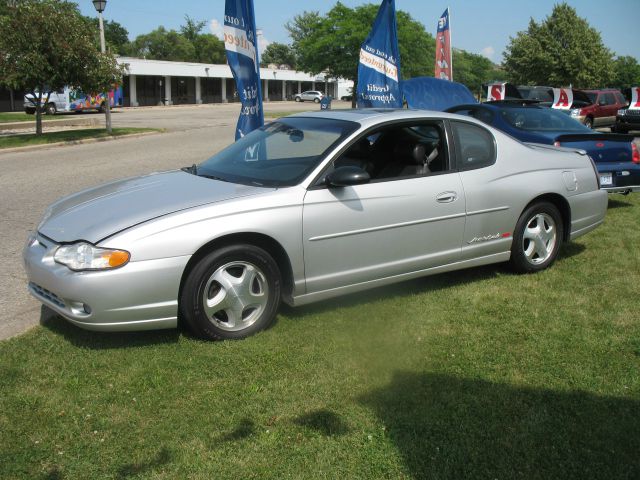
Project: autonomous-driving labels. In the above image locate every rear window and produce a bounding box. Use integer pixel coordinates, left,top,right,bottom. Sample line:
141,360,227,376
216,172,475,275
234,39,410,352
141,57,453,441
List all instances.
499,107,590,132
450,121,496,171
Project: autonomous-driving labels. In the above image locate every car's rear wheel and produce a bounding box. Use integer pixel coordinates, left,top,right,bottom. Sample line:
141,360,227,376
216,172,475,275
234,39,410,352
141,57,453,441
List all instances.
509,202,563,273
45,103,56,115
180,245,281,340
295,97,301,102
314,98,320,103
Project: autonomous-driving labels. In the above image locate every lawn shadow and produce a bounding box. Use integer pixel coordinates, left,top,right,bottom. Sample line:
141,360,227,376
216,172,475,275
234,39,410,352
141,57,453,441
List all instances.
281,264,504,320
293,409,351,437
216,418,257,442
607,197,634,210
360,371,640,479
39,306,179,350
116,447,172,479
557,241,586,260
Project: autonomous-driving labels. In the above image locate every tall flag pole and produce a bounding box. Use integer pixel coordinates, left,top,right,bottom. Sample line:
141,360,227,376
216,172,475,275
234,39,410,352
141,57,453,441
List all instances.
224,0,263,139
356,0,402,108
435,7,453,81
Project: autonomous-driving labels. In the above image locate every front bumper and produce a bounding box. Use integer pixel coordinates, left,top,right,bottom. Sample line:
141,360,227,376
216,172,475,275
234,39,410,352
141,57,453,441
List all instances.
23,233,189,332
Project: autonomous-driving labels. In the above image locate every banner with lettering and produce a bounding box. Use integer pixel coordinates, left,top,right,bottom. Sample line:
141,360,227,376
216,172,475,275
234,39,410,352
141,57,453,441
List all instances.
435,8,452,81
224,0,263,139
630,87,640,110
551,87,573,110
356,0,402,108
487,82,506,101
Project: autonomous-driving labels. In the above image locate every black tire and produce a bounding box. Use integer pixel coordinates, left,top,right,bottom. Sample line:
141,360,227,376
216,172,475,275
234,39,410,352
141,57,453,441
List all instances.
314,98,320,103
45,103,56,115
509,202,563,274
295,97,301,102
584,117,593,129
180,244,281,340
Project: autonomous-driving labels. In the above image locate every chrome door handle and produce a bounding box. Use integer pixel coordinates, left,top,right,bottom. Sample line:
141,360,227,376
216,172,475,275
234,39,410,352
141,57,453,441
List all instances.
436,191,457,203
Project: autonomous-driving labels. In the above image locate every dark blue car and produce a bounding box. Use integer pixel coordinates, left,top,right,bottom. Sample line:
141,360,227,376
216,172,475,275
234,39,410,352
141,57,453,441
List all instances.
447,102,640,194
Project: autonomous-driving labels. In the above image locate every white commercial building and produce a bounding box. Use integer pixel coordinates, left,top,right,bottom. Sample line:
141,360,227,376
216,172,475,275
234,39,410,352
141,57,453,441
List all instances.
117,57,350,107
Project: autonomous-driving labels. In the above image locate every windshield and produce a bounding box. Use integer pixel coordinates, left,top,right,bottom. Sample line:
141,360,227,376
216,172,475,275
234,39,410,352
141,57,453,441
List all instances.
499,107,591,132
197,117,358,187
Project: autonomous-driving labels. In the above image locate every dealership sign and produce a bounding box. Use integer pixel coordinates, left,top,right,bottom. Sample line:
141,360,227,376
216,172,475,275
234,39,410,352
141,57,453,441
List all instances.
551,88,573,110
434,8,452,81
356,0,402,108
487,83,506,101
224,0,263,140
630,87,640,110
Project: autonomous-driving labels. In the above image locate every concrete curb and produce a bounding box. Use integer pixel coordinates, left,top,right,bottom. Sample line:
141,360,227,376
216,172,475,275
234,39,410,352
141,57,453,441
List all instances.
0,130,163,155
1,117,100,130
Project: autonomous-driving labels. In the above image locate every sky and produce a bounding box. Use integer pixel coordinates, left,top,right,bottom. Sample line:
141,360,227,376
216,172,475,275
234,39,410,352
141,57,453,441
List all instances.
76,0,640,63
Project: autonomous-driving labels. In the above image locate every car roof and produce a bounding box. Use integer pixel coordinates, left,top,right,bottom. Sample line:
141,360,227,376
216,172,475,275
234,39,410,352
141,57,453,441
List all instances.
286,108,474,127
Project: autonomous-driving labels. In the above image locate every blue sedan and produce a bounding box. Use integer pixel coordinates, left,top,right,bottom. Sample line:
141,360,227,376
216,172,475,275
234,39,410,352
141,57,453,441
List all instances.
447,102,640,194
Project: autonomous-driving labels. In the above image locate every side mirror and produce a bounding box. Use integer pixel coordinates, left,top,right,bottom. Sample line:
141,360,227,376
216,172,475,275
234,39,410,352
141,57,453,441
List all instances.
325,166,370,187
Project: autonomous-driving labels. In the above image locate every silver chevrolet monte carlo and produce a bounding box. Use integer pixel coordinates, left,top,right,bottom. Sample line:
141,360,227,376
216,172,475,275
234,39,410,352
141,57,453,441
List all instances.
24,109,608,340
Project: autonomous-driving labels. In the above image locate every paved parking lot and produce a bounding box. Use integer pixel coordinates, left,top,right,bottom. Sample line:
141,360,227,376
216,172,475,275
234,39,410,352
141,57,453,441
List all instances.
0,102,636,340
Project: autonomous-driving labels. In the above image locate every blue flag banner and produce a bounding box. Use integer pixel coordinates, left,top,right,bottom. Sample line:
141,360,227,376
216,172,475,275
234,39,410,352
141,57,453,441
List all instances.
402,77,476,111
356,0,402,108
224,0,263,140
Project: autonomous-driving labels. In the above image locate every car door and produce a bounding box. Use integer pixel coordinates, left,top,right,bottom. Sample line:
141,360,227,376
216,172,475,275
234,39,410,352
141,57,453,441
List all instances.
302,120,466,294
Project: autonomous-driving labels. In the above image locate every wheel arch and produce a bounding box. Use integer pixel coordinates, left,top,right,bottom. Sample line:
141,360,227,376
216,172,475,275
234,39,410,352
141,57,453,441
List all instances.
178,232,295,306
522,193,571,242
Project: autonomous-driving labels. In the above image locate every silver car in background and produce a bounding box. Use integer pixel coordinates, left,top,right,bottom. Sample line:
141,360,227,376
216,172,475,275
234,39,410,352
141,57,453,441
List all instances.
294,90,324,103
23,109,607,340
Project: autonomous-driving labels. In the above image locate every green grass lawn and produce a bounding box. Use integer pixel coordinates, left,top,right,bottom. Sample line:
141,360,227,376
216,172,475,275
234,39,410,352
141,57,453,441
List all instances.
1,195,639,479
0,128,161,149
0,112,42,123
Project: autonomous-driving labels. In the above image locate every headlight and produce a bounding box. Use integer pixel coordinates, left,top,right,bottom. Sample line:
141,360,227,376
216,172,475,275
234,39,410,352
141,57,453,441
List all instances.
54,242,130,271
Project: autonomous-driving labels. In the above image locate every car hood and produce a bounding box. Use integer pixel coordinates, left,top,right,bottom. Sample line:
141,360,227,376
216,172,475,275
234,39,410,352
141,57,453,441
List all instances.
38,170,272,243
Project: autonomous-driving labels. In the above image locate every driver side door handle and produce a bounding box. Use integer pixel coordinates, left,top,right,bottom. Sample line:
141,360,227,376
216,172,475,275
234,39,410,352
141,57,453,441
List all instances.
436,191,458,203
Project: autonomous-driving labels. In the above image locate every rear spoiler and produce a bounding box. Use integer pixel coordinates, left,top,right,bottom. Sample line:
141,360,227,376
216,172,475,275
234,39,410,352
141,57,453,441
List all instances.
555,133,635,143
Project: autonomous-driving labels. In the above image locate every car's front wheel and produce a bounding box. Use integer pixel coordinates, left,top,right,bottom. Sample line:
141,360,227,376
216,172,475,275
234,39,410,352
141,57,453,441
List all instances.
584,117,593,129
314,98,320,103
180,245,281,340
295,96,301,102
509,202,563,273
45,103,57,115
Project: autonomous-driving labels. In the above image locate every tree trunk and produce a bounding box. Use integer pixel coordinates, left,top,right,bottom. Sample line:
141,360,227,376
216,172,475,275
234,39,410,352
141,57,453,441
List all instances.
35,91,43,136
104,95,112,134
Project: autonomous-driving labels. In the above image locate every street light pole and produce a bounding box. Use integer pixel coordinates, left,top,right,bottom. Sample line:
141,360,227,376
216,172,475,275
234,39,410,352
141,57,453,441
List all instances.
93,0,112,134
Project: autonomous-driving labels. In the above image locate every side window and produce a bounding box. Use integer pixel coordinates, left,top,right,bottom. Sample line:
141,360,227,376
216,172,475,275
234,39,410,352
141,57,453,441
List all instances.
603,93,616,105
450,108,494,126
332,122,450,182
450,121,496,171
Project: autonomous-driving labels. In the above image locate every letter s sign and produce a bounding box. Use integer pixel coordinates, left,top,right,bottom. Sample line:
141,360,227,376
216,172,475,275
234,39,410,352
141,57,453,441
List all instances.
487,83,505,102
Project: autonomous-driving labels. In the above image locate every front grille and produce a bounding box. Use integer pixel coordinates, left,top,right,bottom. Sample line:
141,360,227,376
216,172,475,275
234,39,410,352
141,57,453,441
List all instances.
29,282,65,309
623,109,640,117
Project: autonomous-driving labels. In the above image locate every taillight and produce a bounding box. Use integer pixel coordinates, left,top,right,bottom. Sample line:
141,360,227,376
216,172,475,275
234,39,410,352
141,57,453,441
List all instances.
632,143,640,164
554,141,561,147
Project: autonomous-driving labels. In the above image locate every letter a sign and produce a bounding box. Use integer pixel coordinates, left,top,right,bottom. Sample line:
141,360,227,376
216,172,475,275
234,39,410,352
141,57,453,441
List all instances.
552,88,573,110
630,87,640,110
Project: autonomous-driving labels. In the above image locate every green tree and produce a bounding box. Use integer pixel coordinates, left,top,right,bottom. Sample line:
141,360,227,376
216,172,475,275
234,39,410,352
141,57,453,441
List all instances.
453,50,506,95
0,0,123,135
85,17,130,54
503,3,614,87
128,26,196,62
261,42,297,68
612,56,640,89
192,34,225,64
286,2,433,106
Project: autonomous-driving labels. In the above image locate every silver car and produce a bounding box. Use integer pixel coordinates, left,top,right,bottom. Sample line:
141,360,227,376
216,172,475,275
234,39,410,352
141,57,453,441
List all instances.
23,110,607,340
294,90,324,103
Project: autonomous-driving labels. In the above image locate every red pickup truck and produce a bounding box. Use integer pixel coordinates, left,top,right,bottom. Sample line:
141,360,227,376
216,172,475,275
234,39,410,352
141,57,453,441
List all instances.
570,89,628,129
